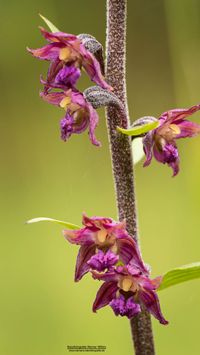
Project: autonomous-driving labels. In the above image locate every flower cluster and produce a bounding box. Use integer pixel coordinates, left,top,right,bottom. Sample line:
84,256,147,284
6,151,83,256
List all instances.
142,104,200,176
63,214,168,324
28,27,111,146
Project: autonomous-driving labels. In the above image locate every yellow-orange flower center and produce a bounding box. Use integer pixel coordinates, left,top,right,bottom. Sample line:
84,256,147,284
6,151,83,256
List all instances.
60,96,71,110
170,124,181,135
59,47,71,61
96,229,108,244
120,277,133,292
118,275,140,293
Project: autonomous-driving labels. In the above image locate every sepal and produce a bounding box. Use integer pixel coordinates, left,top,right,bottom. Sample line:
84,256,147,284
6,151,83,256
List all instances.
78,34,105,74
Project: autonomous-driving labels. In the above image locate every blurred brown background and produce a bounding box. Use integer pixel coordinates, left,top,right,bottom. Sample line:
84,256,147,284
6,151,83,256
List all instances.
1,0,200,354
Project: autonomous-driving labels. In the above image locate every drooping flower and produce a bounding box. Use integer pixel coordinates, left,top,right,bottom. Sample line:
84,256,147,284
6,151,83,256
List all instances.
40,89,100,146
92,263,168,324
27,27,111,91
63,214,148,282
143,104,200,176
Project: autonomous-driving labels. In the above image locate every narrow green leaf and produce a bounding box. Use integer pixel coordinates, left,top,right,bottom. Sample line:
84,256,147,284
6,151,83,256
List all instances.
158,262,200,291
39,14,60,33
132,137,145,165
26,217,80,230
117,121,159,137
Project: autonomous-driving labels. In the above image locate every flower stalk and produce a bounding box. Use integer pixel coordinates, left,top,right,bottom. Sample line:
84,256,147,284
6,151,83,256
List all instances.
105,0,155,353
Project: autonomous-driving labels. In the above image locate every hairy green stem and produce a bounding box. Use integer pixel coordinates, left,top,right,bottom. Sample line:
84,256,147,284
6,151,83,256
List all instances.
105,0,155,354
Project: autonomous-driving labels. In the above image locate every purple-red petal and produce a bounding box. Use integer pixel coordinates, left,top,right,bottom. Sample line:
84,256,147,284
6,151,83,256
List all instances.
40,91,66,106
92,281,118,312
139,288,168,325
63,227,94,245
116,237,148,275
176,120,200,139
40,27,77,43
82,214,113,230
75,243,96,282
160,104,200,124
143,131,154,167
80,44,112,91
87,103,101,146
27,43,62,61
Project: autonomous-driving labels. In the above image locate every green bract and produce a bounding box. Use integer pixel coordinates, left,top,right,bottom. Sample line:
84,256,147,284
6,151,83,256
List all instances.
117,121,159,137
26,217,80,230
39,14,60,33
158,262,200,291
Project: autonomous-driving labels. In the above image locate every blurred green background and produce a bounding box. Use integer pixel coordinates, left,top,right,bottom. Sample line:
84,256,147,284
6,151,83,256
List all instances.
1,0,200,354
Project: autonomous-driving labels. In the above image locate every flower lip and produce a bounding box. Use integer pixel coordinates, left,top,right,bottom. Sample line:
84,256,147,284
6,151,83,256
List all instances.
54,65,81,87
109,295,141,319
162,144,179,164
87,250,119,272
60,115,74,141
